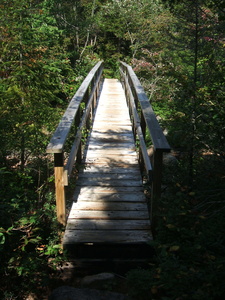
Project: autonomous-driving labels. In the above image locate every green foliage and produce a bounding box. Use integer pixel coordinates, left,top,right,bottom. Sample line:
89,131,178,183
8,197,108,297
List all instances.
0,0,77,168
0,0,96,297
126,152,225,299
0,166,65,299
126,269,153,300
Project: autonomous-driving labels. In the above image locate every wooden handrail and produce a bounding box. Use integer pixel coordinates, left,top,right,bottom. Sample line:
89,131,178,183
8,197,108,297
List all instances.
119,61,170,232
46,61,103,225
122,70,152,181
47,61,103,154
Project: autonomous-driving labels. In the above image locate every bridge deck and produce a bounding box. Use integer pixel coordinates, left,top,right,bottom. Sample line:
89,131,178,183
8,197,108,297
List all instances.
63,79,152,258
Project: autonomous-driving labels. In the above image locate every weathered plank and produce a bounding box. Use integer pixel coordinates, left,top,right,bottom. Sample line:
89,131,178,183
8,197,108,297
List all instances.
74,186,144,195
86,144,136,151
69,210,149,220
93,119,131,124
71,201,147,211
76,178,142,187
73,192,146,202
93,127,132,133
85,149,137,156
63,230,152,244
84,157,138,164
78,173,142,180
66,219,151,230
79,165,140,174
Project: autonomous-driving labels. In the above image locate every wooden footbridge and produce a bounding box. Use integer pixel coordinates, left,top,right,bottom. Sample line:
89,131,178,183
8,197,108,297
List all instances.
47,61,170,258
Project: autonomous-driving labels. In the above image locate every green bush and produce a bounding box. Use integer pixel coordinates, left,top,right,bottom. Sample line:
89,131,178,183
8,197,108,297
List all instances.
0,166,66,299
127,163,225,300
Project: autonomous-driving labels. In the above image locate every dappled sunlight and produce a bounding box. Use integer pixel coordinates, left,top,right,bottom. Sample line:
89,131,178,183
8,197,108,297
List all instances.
63,78,152,253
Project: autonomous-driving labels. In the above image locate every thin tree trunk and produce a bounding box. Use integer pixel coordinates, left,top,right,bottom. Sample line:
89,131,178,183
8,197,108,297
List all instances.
189,0,199,185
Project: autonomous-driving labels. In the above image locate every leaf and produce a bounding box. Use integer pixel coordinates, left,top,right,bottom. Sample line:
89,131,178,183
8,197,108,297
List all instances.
169,245,180,252
166,224,175,229
151,286,158,294
0,233,5,245
28,237,42,244
189,192,195,196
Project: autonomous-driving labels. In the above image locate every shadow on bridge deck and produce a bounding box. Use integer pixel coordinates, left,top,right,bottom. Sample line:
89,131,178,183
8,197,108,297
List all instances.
63,79,152,259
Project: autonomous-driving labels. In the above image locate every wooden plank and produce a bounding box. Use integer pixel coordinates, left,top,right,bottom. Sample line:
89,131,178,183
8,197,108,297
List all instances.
84,156,137,162
74,186,144,194
65,131,82,177
82,165,141,172
84,158,138,165
73,192,146,202
71,201,147,211
69,210,149,219
92,126,132,132
85,149,137,156
95,107,128,111
79,165,140,174
95,114,130,119
93,123,132,127
91,130,134,135
54,166,66,225
66,219,150,230
93,117,131,122
89,138,134,144
86,144,136,150
89,135,134,142
88,137,134,142
78,173,141,180
76,178,142,187
63,230,152,244
84,157,138,163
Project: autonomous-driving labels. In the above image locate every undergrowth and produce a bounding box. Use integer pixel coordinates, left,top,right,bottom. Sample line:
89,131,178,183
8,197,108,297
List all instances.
127,154,225,300
0,161,66,300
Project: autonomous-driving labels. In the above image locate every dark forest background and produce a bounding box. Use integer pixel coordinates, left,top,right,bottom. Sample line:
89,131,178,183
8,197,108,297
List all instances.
1,0,225,299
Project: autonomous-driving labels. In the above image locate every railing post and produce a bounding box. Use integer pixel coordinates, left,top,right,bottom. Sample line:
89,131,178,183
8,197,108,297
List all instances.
84,88,89,107
140,112,146,140
76,142,82,165
54,153,66,225
151,149,163,235
92,78,97,111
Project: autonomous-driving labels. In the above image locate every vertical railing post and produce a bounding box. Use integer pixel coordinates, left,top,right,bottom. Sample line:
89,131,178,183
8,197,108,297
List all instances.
76,142,82,165
140,112,146,140
84,88,89,107
92,77,97,112
54,153,66,225
151,149,163,235
75,105,82,165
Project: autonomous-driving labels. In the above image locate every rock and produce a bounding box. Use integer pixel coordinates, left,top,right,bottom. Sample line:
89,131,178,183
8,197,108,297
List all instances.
48,286,128,300
81,272,115,289
147,146,154,158
147,147,178,167
163,153,178,167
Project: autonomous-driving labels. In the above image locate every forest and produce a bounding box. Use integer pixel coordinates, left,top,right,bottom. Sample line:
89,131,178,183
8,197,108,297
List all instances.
1,0,225,299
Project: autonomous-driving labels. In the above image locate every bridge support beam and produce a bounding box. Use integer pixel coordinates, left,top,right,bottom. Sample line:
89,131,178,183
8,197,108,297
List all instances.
54,153,66,226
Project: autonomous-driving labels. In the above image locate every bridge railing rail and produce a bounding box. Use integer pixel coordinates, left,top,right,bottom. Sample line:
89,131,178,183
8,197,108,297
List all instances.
119,61,171,230
46,61,103,225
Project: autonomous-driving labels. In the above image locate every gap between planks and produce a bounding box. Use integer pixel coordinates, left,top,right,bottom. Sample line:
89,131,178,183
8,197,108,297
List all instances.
64,78,152,248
